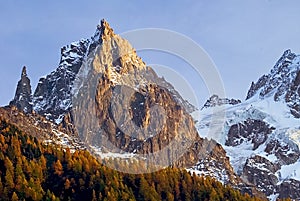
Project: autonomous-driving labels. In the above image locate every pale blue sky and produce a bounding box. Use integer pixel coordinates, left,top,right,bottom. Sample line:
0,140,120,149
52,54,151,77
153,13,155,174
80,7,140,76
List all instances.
1,1,300,108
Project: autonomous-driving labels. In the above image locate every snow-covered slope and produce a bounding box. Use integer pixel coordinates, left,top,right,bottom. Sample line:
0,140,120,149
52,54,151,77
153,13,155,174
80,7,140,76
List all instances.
197,97,300,199
197,50,300,200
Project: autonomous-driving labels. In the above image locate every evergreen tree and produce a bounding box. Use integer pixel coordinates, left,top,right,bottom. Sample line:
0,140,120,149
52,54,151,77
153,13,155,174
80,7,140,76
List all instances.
53,160,63,176
11,191,19,201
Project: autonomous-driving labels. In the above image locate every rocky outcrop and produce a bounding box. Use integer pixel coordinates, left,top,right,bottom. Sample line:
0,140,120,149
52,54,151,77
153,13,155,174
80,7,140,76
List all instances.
265,138,300,166
246,49,297,100
241,155,280,196
241,154,300,199
9,66,33,113
202,94,241,109
225,119,275,150
276,179,300,200
0,106,85,151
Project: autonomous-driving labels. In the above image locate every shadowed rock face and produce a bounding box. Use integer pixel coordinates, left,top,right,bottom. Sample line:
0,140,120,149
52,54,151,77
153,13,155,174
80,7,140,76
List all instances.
225,119,275,150
241,154,300,199
286,69,300,118
10,66,33,113
276,179,300,200
241,155,280,196
265,138,300,166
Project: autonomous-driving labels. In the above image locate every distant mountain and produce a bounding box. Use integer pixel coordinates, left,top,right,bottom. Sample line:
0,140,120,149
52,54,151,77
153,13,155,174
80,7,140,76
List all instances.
201,94,241,109
198,50,300,200
246,49,300,117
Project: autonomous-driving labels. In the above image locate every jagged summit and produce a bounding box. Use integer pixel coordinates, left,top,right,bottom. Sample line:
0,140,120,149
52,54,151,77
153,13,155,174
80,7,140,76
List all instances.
31,20,195,123
89,19,115,53
246,49,297,100
245,49,300,117
95,19,115,39
21,66,27,77
201,94,241,109
197,50,300,199
11,20,237,184
10,66,33,113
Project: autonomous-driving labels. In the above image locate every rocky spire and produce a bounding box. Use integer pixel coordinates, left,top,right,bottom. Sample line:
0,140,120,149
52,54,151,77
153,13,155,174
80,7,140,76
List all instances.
10,66,33,113
21,66,27,76
92,19,115,43
99,19,115,38
245,49,297,100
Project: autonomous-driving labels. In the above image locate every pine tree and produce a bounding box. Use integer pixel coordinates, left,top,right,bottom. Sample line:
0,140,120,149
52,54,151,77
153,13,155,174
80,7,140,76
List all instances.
5,168,15,190
11,192,19,201
40,155,47,170
53,160,63,176
210,188,220,201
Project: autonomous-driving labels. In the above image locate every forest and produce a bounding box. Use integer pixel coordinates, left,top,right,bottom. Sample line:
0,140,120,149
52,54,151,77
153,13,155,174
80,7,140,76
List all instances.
0,118,287,201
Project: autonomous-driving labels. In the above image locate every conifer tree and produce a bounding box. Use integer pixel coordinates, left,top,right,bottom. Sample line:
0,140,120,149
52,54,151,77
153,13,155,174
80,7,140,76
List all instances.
11,192,19,201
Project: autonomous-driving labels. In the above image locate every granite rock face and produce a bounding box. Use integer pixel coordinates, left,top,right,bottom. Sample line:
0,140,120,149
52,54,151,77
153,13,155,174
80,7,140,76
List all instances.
69,20,241,185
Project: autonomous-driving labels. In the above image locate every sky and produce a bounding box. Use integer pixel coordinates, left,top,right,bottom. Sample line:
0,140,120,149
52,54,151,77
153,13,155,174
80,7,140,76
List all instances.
1,0,300,108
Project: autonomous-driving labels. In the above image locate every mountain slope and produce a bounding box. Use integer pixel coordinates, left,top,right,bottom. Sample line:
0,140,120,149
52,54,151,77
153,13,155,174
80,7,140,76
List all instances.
7,19,258,195
198,50,300,200
0,118,264,201
246,49,300,117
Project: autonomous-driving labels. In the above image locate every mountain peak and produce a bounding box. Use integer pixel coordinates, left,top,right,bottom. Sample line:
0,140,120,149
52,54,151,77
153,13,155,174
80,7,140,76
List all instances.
21,66,27,77
93,19,115,42
202,94,241,109
10,66,33,113
99,19,114,34
245,49,300,117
